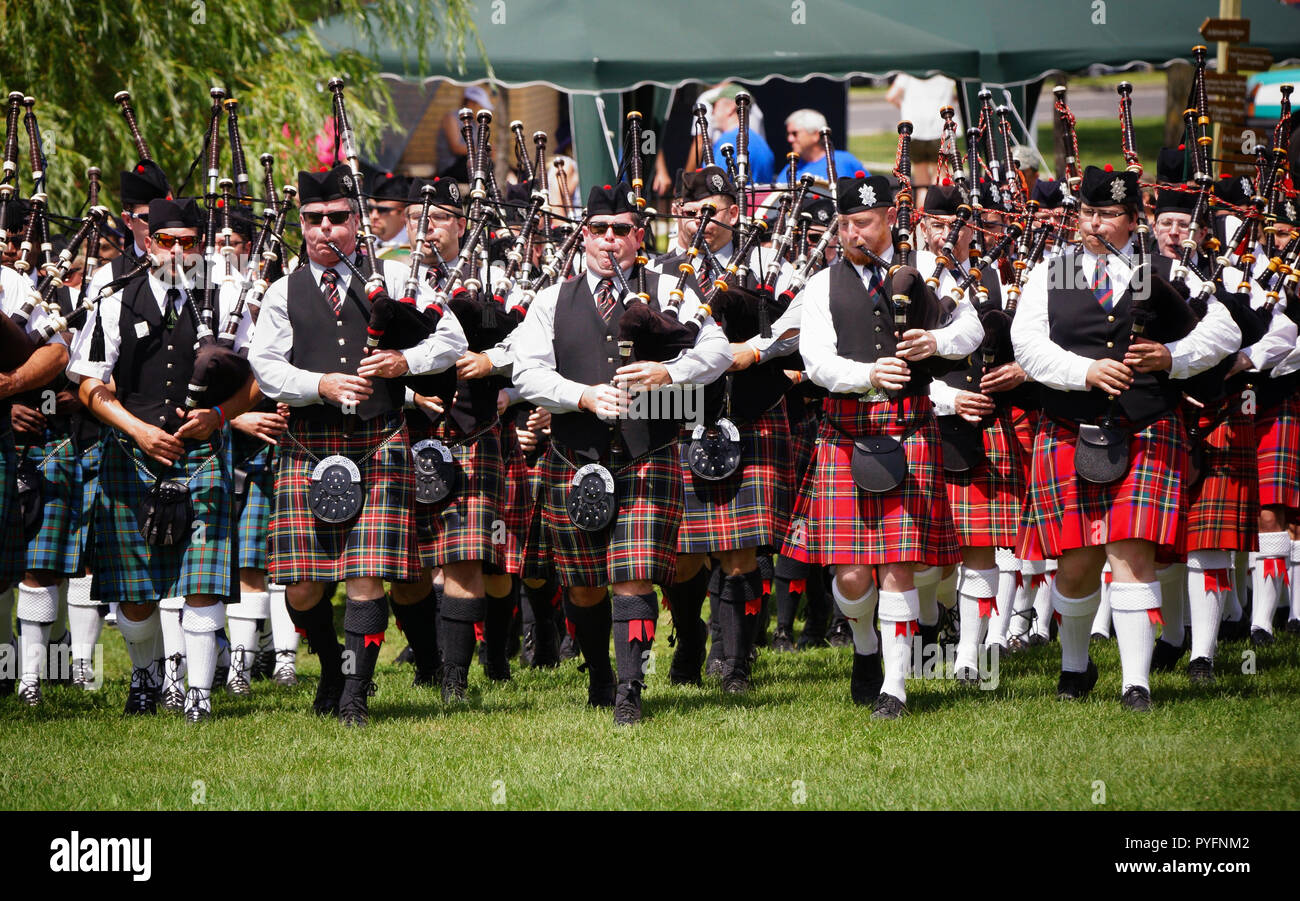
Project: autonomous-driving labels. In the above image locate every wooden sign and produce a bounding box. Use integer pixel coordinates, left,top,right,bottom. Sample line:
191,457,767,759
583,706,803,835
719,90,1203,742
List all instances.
1200,17,1250,42
1207,99,1248,120
1204,72,1248,96
1219,126,1258,153
1227,45,1273,71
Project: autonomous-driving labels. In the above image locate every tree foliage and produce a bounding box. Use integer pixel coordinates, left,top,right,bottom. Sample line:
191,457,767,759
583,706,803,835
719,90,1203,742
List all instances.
0,0,481,215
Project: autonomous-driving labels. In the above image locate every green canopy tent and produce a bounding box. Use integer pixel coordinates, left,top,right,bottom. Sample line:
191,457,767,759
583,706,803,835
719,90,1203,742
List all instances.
315,0,1300,188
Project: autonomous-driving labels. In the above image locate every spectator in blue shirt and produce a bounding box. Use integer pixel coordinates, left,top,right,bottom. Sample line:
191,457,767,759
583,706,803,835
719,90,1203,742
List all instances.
785,108,868,183
710,86,775,184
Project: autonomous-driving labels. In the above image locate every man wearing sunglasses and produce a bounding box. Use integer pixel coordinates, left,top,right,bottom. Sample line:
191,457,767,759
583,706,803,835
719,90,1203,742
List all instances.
513,182,731,726
248,164,466,727
368,171,411,262
1012,165,1241,712
67,196,260,722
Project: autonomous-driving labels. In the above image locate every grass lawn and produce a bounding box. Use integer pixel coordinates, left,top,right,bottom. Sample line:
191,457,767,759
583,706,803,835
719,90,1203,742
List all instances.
849,115,1165,176
2,605,1298,810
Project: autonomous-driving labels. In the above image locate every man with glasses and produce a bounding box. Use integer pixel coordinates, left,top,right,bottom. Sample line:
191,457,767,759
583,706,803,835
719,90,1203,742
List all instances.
513,182,731,725
67,197,258,722
1011,165,1240,711
248,164,466,726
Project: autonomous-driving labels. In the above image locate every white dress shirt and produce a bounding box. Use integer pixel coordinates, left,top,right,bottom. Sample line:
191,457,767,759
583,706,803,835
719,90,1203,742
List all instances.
67,267,245,384
1225,256,1297,373
799,247,982,395
1,264,63,348
512,266,732,413
1011,243,1240,392
247,256,466,407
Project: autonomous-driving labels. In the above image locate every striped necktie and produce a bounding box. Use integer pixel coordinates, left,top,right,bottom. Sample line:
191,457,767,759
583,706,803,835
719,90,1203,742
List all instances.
321,268,342,315
595,277,616,321
1092,261,1114,311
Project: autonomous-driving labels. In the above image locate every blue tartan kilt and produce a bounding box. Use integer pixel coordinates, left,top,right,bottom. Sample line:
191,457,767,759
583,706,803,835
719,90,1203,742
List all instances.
78,436,102,569
0,430,24,583
96,428,237,604
233,437,275,571
16,431,84,575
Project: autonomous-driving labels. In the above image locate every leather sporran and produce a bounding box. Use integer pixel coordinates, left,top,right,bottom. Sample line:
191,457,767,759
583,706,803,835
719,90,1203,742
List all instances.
308,455,365,524
1074,423,1130,485
412,438,460,505
850,436,909,494
15,456,44,540
567,462,618,532
687,417,743,481
139,477,194,546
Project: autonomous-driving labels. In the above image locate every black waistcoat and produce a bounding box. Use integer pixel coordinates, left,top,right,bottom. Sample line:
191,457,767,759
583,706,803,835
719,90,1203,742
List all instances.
827,258,930,397
1041,253,1180,423
110,246,146,281
285,265,403,424
115,279,198,434
550,270,680,461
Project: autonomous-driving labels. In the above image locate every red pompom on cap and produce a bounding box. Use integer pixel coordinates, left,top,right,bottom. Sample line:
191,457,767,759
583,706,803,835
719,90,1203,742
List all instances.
1103,164,1114,172
136,164,145,173
941,177,953,186
603,184,612,190
854,170,865,178
1178,143,1185,150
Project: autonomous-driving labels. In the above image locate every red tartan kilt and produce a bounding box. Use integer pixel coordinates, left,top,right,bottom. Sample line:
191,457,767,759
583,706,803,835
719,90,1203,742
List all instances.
1255,397,1300,512
782,395,961,567
1185,400,1259,552
409,419,505,572
786,397,821,483
497,421,531,573
535,442,683,587
942,408,1026,547
269,415,419,584
1026,414,1185,556
1009,406,1039,479
520,455,551,580
676,402,793,553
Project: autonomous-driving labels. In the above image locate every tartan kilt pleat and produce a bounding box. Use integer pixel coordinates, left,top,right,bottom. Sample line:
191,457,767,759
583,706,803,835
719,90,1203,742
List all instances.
1026,414,1185,557
1255,397,1300,512
0,431,24,583
78,437,102,569
97,429,236,604
410,420,505,572
269,415,418,584
677,402,793,553
1185,400,1259,553
942,408,1026,548
520,456,552,581
233,435,275,571
781,395,961,567
537,442,683,587
17,431,84,575
497,420,530,574
786,396,822,484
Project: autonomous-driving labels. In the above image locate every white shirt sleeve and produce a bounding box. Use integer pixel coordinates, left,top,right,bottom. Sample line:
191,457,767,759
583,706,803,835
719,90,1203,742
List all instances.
1010,259,1094,392
1221,264,1297,372
799,268,877,393
66,289,122,384
246,277,326,406
1164,296,1240,380
929,377,961,416
511,284,590,413
383,258,468,376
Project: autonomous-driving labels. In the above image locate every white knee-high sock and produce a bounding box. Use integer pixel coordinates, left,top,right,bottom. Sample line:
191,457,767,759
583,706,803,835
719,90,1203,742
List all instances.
1050,582,1099,674
1009,563,1040,640
158,596,187,691
1092,574,1113,638
831,580,879,655
1289,542,1300,624
956,566,997,672
878,589,920,702
1252,532,1291,636
1187,550,1230,661
227,591,269,683
116,608,162,679
1032,571,1056,640
1225,551,1248,622
1156,564,1187,646
986,569,1018,649
914,566,941,626
936,567,959,612
52,581,69,640
66,576,103,663
1110,581,1159,693
183,601,225,711
268,583,298,653
17,584,60,682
